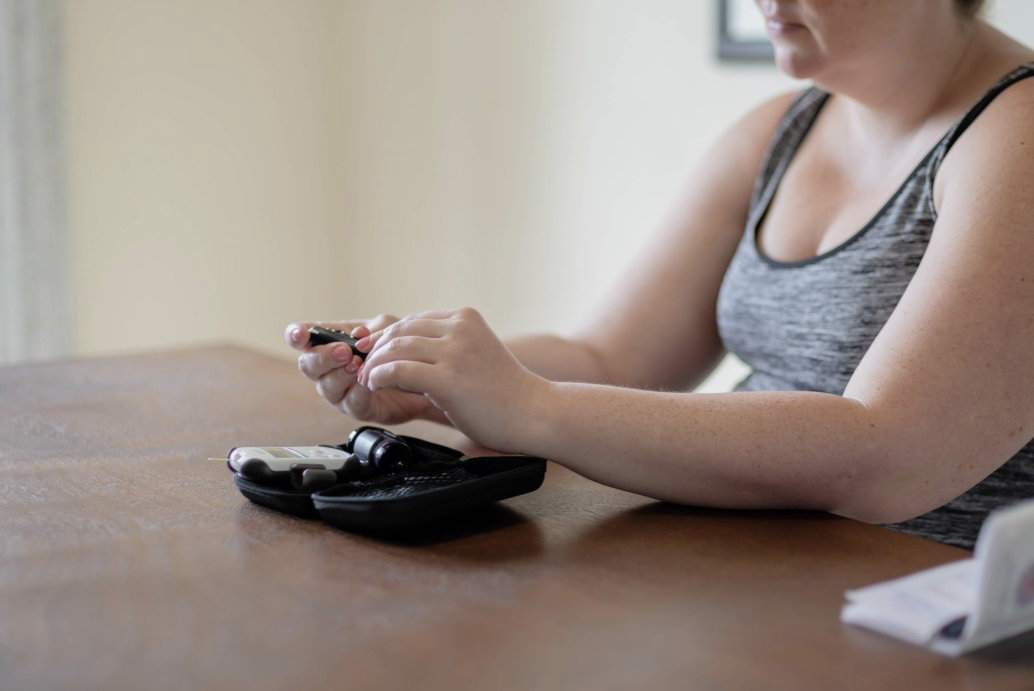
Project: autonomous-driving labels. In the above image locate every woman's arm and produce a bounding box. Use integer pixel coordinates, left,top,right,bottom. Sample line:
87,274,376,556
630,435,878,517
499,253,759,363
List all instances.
357,80,1034,526
503,92,798,389
287,94,793,425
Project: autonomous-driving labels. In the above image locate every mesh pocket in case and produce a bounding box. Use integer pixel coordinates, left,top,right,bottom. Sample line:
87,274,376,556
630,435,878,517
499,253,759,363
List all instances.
311,456,546,531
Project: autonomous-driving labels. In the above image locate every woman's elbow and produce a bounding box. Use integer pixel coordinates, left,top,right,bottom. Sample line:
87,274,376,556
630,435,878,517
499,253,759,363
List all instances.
834,498,927,526
828,463,968,526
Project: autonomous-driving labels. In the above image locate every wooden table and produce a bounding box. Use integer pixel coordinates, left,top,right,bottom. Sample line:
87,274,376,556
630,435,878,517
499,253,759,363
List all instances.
1,345,1031,690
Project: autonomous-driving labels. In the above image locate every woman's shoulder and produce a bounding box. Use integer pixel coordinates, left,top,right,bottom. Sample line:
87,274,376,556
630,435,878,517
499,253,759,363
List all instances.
734,90,803,141
702,91,802,179
967,58,1034,122
936,62,1034,204
984,61,1034,112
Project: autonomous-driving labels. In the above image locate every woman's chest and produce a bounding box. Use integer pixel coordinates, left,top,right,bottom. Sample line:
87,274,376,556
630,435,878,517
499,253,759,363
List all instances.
717,183,938,393
758,163,895,263
756,119,947,264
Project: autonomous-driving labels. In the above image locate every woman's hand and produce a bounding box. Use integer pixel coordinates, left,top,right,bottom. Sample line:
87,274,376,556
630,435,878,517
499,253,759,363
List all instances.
355,308,549,453
285,315,441,425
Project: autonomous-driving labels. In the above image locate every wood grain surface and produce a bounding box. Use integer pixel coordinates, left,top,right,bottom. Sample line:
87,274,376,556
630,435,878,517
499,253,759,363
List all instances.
1,345,1031,690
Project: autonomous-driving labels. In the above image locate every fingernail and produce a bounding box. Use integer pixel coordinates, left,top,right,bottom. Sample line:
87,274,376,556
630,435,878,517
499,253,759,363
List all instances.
290,328,303,343
345,361,359,374
332,346,351,362
355,336,370,351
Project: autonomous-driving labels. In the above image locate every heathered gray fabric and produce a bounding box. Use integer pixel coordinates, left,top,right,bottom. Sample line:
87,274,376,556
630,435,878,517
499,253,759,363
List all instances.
715,63,1034,550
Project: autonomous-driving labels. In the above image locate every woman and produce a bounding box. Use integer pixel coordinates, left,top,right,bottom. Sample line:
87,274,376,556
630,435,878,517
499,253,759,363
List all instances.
287,0,1034,549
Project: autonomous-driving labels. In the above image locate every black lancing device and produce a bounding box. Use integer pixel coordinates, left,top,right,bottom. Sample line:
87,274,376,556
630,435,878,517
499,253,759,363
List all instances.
307,325,367,360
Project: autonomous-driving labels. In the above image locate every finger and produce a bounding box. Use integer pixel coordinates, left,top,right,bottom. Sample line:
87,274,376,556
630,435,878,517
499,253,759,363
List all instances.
285,322,310,350
316,364,367,408
360,335,442,380
339,375,374,414
285,320,364,351
365,359,439,395
366,307,481,349
316,366,353,405
360,317,452,355
298,344,358,381
366,313,400,332
409,306,482,326
318,368,375,418
407,308,468,322
348,314,401,353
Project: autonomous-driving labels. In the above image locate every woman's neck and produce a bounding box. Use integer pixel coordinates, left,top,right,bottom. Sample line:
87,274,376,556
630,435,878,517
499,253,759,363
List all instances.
821,18,986,142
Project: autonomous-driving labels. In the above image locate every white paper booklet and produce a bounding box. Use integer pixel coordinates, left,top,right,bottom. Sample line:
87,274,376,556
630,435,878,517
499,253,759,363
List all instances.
841,499,1034,656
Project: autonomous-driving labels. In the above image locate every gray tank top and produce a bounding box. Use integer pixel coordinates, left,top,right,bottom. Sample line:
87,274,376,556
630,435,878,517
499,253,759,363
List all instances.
716,63,1034,550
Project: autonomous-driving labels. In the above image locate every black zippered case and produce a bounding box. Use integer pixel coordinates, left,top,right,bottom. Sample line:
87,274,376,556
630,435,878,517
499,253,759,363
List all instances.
229,430,547,532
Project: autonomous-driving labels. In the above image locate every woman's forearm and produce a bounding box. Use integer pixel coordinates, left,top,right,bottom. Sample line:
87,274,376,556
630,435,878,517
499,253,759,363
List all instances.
356,308,951,525
522,381,901,522
505,333,616,385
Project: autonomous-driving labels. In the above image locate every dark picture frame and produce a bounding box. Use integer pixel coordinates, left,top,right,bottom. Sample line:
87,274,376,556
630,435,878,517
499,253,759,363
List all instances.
716,0,774,62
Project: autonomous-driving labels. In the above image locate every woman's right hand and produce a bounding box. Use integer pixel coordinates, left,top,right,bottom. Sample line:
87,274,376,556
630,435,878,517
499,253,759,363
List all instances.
285,315,441,425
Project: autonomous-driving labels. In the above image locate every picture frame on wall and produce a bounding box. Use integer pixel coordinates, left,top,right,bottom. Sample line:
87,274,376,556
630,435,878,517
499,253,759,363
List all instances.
716,0,774,61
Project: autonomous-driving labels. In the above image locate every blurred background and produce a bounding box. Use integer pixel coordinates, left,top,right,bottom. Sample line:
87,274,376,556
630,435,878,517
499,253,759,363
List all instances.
3,0,1033,390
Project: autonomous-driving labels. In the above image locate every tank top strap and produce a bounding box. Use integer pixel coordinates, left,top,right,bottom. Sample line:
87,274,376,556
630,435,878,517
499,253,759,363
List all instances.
747,88,829,235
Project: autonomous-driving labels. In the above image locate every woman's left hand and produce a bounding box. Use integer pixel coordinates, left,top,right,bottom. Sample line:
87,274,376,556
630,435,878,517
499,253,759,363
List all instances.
356,308,549,453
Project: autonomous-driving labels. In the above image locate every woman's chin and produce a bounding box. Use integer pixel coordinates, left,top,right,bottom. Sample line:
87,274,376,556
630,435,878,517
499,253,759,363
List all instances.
772,46,821,81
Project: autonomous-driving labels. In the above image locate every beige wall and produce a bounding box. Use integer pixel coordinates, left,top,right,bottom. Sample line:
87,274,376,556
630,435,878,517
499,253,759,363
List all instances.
65,0,342,357
63,1,1034,390
63,0,797,371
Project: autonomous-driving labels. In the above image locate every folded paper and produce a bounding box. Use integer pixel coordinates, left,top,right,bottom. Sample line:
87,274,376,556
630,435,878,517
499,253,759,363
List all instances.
841,499,1034,656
